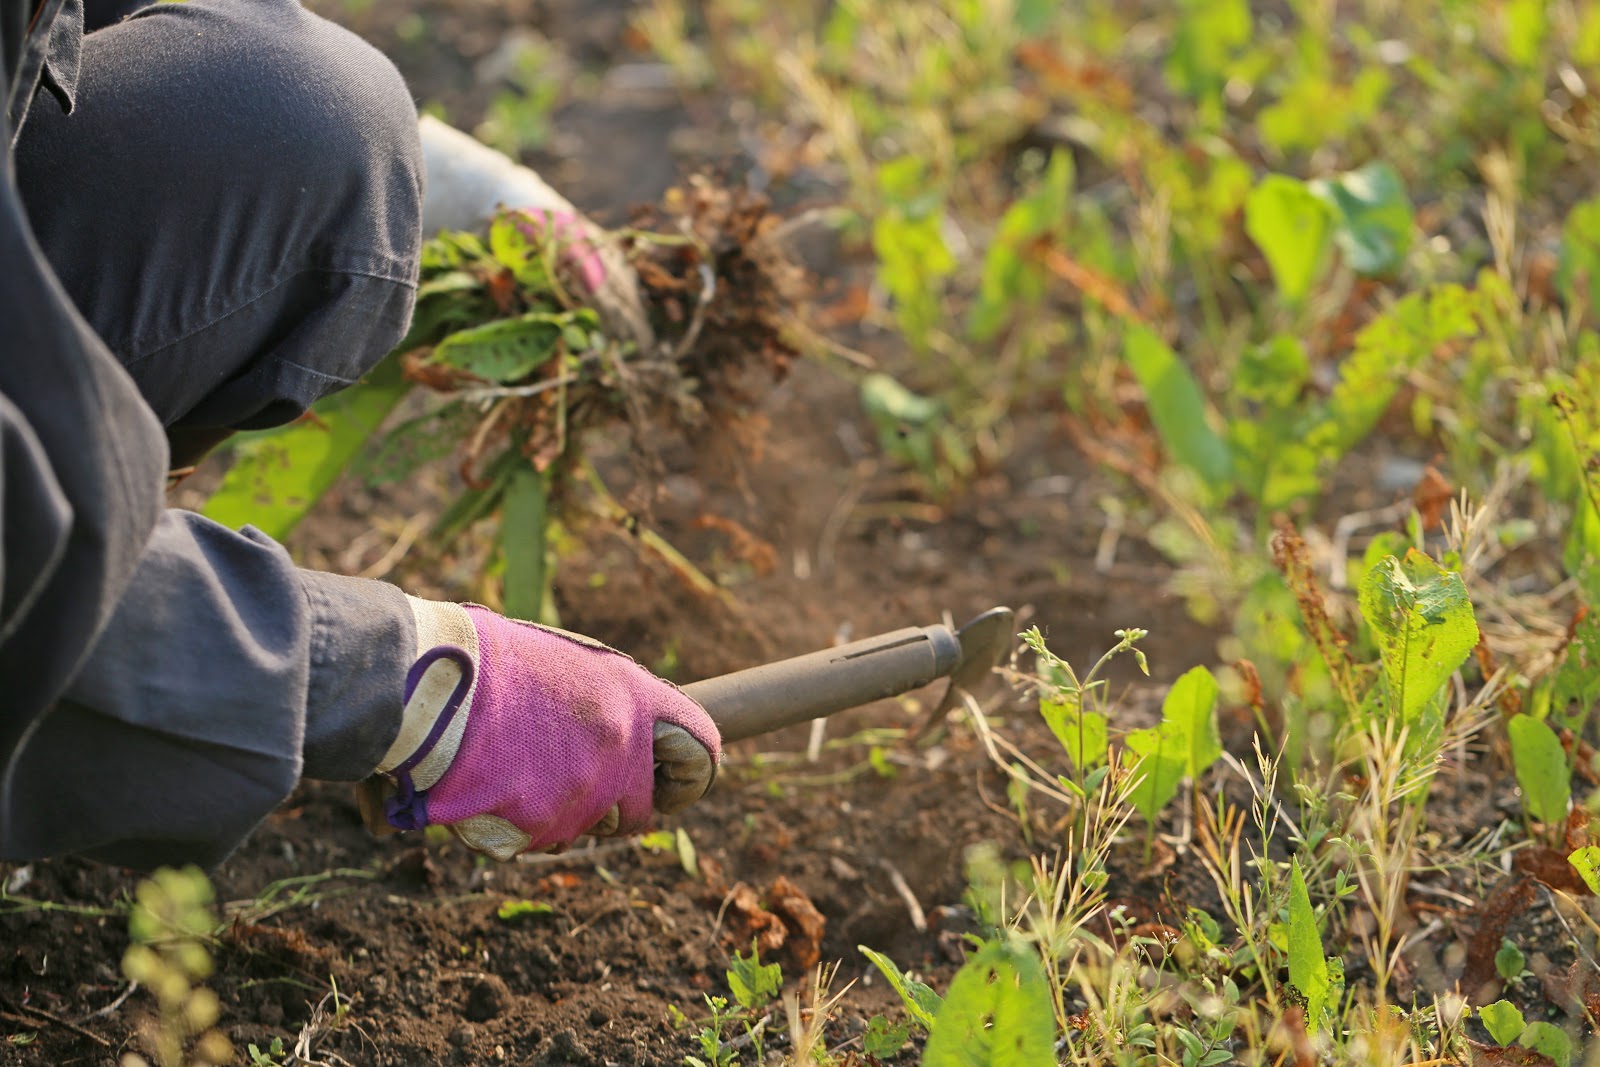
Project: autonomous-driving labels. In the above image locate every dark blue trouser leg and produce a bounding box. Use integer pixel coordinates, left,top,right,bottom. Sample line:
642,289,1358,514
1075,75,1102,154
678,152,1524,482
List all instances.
15,0,423,435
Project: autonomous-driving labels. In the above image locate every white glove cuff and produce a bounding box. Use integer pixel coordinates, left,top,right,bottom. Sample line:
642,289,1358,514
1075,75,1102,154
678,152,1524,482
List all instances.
375,597,481,792
418,115,576,235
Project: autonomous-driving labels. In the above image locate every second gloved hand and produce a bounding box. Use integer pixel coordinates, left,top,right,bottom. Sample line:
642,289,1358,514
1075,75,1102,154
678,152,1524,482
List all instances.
367,598,721,860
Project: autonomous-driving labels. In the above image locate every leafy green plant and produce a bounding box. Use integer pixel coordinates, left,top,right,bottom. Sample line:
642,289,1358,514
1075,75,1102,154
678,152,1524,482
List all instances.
726,944,782,1011
922,936,1056,1066
1494,939,1527,983
859,945,942,1031
1479,999,1573,1067
1507,714,1571,830
1356,549,1479,733
246,1036,286,1066
1121,664,1223,826
205,185,800,622
1285,858,1342,1035
119,867,232,1067
495,899,555,923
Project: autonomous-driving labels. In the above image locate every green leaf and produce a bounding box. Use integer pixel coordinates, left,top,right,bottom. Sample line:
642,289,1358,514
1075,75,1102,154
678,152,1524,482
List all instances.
1495,938,1526,981
1521,1021,1572,1067
488,210,556,290
1558,198,1600,317
968,151,1073,341
1553,611,1600,730
1356,551,1479,724
1164,0,1251,110
203,355,411,541
1245,175,1333,304
500,465,551,623
358,403,478,487
859,946,942,1029
1287,859,1338,1034
873,157,955,350
863,1015,912,1058
674,828,698,879
1503,0,1549,67
1480,999,1527,1045
1568,845,1600,894
1308,285,1481,463
860,373,948,483
1162,665,1222,778
1310,161,1414,277
1124,325,1233,490
432,313,565,382
1508,715,1571,825
1123,725,1189,822
1236,335,1311,407
496,899,554,923
923,938,1056,1067
1039,697,1107,770
728,946,783,1010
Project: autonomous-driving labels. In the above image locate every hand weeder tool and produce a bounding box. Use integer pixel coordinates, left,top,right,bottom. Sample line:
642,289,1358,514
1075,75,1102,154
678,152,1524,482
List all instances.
684,606,1016,744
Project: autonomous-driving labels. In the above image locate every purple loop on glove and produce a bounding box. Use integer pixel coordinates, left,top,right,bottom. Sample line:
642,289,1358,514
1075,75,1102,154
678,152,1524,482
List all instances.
514,210,605,292
422,607,720,853
384,646,476,832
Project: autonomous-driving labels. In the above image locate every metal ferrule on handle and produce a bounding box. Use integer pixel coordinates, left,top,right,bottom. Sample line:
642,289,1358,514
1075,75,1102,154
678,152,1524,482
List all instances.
684,626,963,743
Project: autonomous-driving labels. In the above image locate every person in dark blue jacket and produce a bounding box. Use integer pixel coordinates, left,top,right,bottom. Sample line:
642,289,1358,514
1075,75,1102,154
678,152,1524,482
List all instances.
0,0,719,871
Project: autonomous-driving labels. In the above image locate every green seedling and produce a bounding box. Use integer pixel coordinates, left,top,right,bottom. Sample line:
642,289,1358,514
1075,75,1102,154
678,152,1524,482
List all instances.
1286,858,1343,1036
120,866,232,1067
495,899,555,923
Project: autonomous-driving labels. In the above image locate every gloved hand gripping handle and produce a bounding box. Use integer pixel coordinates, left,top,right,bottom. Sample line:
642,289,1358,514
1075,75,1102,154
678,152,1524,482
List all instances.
682,626,962,744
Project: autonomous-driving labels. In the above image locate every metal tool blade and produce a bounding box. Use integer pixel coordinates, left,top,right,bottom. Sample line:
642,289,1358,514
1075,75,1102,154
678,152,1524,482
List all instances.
933,606,1016,715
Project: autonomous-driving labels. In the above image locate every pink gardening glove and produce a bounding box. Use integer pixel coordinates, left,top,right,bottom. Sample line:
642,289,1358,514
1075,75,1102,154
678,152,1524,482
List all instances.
366,600,720,860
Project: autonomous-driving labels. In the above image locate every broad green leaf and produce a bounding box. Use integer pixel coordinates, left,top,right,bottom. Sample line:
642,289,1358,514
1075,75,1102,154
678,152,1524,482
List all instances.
727,946,782,1010
1124,326,1233,490
1245,175,1333,304
1039,697,1107,770
1507,715,1571,825
488,210,556,290
1309,285,1481,462
1553,611,1600,730
860,373,950,484
500,465,551,623
1124,725,1188,822
1567,845,1600,894
1310,162,1414,277
1162,665,1222,778
495,899,554,922
674,827,697,878
203,355,410,541
1164,0,1251,111
969,151,1073,341
873,157,954,350
1356,551,1479,723
1480,1000,1526,1045
1503,0,1549,67
1495,938,1526,981
1558,199,1600,320
1521,1021,1572,1067
358,403,478,487
1287,859,1337,1034
432,313,565,382
863,1015,911,1058
859,946,942,1029
923,938,1056,1067
1236,335,1311,407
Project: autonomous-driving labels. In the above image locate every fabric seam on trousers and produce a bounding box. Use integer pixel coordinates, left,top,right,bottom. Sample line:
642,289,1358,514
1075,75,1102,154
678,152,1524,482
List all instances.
122,260,417,368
